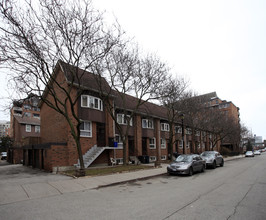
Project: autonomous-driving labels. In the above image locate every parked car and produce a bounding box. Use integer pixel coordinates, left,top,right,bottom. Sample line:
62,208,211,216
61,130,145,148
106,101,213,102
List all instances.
254,150,261,155
1,152,7,160
245,151,254,157
167,154,205,176
200,151,224,168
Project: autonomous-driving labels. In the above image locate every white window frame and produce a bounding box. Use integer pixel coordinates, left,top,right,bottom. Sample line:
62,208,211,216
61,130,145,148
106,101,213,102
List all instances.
81,95,103,111
196,130,200,136
186,128,192,135
149,138,156,149
161,123,170,132
142,119,154,129
179,140,183,148
115,134,123,148
161,155,167,161
117,114,133,126
175,126,182,134
149,156,157,162
80,121,92,137
35,125,40,133
161,138,166,149
116,158,123,165
26,124,31,132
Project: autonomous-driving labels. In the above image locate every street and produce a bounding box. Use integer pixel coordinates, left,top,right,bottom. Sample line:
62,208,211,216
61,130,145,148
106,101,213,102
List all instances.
0,154,266,220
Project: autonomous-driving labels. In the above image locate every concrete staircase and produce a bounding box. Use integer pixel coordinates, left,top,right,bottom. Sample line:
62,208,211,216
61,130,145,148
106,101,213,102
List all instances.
75,145,106,168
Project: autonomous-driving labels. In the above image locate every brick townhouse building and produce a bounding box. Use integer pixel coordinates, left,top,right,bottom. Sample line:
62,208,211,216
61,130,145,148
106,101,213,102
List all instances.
9,95,41,164
21,61,220,172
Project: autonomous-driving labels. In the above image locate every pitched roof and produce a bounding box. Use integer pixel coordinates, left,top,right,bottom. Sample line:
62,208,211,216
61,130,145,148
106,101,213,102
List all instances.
58,60,111,94
113,91,169,119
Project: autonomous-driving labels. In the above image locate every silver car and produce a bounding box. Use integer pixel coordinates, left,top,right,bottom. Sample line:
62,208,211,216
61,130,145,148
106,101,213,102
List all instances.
200,151,224,169
167,154,206,176
245,151,254,157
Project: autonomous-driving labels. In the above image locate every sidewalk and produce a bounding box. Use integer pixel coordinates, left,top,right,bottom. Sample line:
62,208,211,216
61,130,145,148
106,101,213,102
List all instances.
0,155,243,205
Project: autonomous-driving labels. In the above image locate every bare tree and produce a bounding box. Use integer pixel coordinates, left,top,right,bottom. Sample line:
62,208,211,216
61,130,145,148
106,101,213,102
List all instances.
92,43,170,164
159,76,189,159
0,0,171,170
0,0,125,175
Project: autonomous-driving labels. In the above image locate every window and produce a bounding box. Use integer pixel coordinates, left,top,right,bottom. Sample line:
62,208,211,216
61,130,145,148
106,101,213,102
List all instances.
35,125,40,133
24,104,31,109
161,123,169,131
33,113,40,118
196,130,200,136
142,119,154,129
161,138,166,149
149,138,156,149
117,114,133,126
179,140,183,148
175,126,182,134
161,155,167,161
26,124,31,132
197,142,201,148
24,112,31,117
116,158,123,165
149,156,156,162
115,135,123,148
80,121,92,137
186,128,192,135
81,95,103,111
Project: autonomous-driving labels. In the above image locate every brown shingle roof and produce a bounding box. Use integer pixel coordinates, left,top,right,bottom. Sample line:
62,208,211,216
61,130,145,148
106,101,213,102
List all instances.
58,60,111,94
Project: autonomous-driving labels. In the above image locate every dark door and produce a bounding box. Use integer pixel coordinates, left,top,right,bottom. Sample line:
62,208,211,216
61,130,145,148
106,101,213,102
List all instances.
129,137,134,156
142,138,147,155
97,123,106,147
28,150,32,166
34,149,40,169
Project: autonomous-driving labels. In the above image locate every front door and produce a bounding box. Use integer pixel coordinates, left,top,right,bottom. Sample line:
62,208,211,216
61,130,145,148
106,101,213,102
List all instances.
97,123,106,147
129,137,135,156
142,138,147,155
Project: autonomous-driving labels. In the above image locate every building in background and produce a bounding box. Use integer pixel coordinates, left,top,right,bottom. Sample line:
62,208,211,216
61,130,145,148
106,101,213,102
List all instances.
9,94,41,164
254,135,264,150
0,120,10,137
196,92,241,153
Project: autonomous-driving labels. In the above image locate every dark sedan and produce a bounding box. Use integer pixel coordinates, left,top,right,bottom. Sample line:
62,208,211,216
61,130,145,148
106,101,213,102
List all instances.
167,154,206,176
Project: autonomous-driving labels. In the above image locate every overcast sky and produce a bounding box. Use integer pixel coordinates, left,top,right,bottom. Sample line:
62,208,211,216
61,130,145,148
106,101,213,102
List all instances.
93,0,266,139
0,0,265,139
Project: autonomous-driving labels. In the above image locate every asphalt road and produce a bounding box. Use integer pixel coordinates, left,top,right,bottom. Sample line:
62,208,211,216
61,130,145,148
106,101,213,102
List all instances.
0,154,265,220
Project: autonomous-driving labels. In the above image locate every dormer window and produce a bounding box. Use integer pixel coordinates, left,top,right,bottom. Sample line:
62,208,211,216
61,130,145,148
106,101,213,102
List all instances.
81,95,103,111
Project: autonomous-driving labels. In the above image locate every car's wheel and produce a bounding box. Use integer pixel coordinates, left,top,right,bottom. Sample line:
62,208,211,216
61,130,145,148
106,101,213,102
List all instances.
220,159,224,167
188,167,193,176
212,161,216,169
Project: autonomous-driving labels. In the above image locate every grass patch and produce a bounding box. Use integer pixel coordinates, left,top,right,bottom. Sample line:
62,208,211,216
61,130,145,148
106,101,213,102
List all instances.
63,165,154,177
